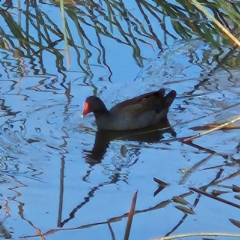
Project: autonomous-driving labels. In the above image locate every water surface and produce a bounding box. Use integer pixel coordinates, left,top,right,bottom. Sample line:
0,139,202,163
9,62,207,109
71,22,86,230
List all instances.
1,0,240,239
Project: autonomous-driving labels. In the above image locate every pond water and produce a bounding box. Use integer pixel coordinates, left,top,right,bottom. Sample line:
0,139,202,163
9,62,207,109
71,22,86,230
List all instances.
1,0,240,239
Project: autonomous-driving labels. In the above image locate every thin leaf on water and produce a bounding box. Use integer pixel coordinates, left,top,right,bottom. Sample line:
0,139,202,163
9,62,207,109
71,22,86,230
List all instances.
175,205,195,215
232,184,240,192
234,195,240,200
179,191,194,198
2,0,12,8
172,196,189,205
229,218,240,228
211,190,229,197
153,178,169,187
153,178,169,196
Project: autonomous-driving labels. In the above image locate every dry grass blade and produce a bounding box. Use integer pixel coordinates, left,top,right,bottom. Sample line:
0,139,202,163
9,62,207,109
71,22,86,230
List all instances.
154,232,240,240
183,116,240,142
190,187,240,209
124,191,138,240
190,0,240,47
191,124,240,131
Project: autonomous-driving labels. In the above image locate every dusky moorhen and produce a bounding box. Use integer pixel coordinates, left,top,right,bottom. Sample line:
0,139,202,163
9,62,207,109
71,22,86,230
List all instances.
82,88,176,130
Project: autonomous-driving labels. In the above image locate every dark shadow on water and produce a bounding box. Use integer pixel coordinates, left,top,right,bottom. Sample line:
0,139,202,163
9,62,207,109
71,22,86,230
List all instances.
83,119,176,164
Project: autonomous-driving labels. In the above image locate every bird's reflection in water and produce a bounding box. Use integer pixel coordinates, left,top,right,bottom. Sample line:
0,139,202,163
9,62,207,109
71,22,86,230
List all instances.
83,119,176,165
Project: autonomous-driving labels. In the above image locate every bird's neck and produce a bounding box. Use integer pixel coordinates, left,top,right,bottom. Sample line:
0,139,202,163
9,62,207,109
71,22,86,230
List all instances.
94,101,109,118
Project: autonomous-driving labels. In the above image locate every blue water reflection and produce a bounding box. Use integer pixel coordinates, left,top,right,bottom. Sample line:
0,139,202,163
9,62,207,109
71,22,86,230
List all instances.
1,0,240,239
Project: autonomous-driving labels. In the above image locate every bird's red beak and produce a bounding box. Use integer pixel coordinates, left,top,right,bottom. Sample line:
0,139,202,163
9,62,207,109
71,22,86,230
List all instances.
81,102,89,118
